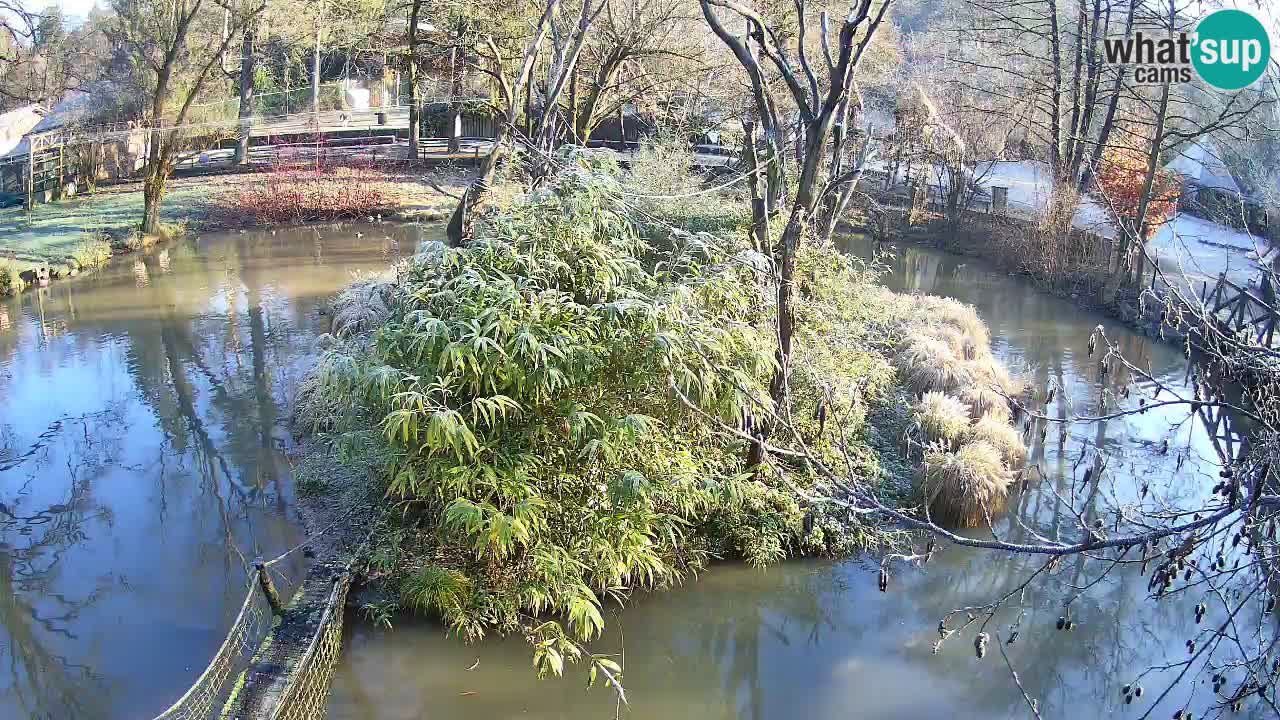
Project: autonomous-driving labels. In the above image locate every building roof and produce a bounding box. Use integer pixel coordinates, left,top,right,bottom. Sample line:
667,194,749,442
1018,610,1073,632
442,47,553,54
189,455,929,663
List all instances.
32,82,117,134
1164,140,1242,196
0,105,46,158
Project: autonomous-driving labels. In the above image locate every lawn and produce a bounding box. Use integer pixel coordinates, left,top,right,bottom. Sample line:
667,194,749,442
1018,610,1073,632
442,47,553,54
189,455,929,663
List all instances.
0,182,210,268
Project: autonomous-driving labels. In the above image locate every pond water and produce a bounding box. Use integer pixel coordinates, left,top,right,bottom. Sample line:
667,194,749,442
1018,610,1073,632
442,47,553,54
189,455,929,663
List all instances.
328,235,1267,719
0,222,438,720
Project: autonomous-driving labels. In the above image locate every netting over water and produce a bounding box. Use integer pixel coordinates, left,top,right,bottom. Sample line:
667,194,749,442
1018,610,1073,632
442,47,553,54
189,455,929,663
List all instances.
271,575,352,720
152,581,271,720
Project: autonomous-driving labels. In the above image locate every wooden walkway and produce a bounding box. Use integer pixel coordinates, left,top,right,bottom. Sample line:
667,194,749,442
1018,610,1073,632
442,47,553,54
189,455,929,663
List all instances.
225,564,352,720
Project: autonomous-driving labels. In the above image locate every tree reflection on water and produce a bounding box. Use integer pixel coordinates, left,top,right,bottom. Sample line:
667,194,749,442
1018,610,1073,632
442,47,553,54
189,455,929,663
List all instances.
0,223,428,719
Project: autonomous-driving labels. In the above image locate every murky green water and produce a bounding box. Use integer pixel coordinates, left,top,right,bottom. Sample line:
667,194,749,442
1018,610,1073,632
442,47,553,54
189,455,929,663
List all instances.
329,236,1264,719
0,222,438,720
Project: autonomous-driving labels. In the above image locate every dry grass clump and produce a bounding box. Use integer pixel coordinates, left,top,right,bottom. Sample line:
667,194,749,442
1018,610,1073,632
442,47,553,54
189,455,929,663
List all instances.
923,324,977,361
912,391,972,448
895,335,973,395
917,441,1012,528
894,294,1028,529
914,296,991,350
958,383,1010,421
968,416,1027,468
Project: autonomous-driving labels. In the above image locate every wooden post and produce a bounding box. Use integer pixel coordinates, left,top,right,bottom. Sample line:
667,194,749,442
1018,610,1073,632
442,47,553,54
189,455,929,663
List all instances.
25,139,34,211
255,558,284,615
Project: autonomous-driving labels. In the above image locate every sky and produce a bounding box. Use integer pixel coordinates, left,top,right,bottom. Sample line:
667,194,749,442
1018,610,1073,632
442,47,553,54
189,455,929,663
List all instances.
25,0,97,21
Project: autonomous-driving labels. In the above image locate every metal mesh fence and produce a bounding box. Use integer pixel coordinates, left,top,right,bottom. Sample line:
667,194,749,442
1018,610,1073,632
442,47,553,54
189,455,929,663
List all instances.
270,574,352,720
152,580,271,720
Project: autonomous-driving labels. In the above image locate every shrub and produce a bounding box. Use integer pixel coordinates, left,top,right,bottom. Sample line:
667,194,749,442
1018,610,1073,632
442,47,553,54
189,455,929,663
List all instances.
232,163,392,224
68,236,113,271
1096,144,1180,238
917,441,1011,528
0,258,18,297
302,164,817,678
911,391,971,448
625,132,751,237
330,279,395,340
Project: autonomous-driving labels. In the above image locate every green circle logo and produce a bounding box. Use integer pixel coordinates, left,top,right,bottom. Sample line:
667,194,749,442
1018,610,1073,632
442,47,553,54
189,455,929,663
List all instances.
1192,9,1270,90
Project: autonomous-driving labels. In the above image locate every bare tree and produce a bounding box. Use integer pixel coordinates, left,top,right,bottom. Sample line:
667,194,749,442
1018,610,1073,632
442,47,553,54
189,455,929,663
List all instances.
568,0,705,144
699,0,891,466
112,0,265,235
0,3,39,107
445,0,603,244
233,17,257,164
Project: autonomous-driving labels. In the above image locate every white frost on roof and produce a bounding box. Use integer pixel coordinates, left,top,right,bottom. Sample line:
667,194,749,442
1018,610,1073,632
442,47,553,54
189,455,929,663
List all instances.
975,160,1116,237
1148,213,1267,293
975,159,1264,289
0,105,46,158
1163,140,1242,196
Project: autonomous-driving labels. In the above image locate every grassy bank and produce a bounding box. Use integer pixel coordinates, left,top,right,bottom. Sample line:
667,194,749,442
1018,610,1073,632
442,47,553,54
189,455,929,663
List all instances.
0,166,468,298
292,151,1028,686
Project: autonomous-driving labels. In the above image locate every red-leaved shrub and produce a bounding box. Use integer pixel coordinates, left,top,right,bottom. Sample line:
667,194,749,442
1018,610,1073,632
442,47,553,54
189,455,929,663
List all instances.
1095,145,1180,238
233,163,392,224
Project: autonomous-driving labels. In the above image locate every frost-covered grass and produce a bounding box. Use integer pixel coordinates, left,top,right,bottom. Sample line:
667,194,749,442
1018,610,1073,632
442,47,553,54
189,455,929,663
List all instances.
0,181,209,290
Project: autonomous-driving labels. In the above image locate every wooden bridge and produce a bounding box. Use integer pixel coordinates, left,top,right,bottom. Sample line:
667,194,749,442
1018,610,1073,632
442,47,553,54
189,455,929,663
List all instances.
1200,272,1280,347
147,480,378,720
146,558,354,720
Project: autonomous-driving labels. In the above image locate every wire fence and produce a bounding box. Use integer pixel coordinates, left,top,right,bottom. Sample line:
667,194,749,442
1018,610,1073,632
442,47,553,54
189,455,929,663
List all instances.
142,557,354,720
151,580,272,720
270,574,352,720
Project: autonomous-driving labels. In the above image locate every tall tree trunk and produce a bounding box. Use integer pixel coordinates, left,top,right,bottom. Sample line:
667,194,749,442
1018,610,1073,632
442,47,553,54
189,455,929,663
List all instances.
142,145,166,235
407,0,423,151
142,63,172,236
1047,0,1064,177
311,9,322,115
448,18,463,154
1129,80,1171,281
742,120,770,254
1066,1,1085,168
235,22,255,165
1122,0,1176,287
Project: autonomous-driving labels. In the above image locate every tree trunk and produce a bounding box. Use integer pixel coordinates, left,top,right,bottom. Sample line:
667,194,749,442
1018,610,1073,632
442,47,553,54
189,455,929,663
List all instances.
235,23,256,165
742,120,769,253
1047,0,1063,177
448,20,463,154
312,11,322,115
446,123,509,245
1128,81,1171,286
142,161,165,235
407,0,422,151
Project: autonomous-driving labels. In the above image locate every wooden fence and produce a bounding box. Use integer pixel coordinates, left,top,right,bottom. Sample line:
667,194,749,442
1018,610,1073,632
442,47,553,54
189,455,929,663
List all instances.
1201,273,1280,347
